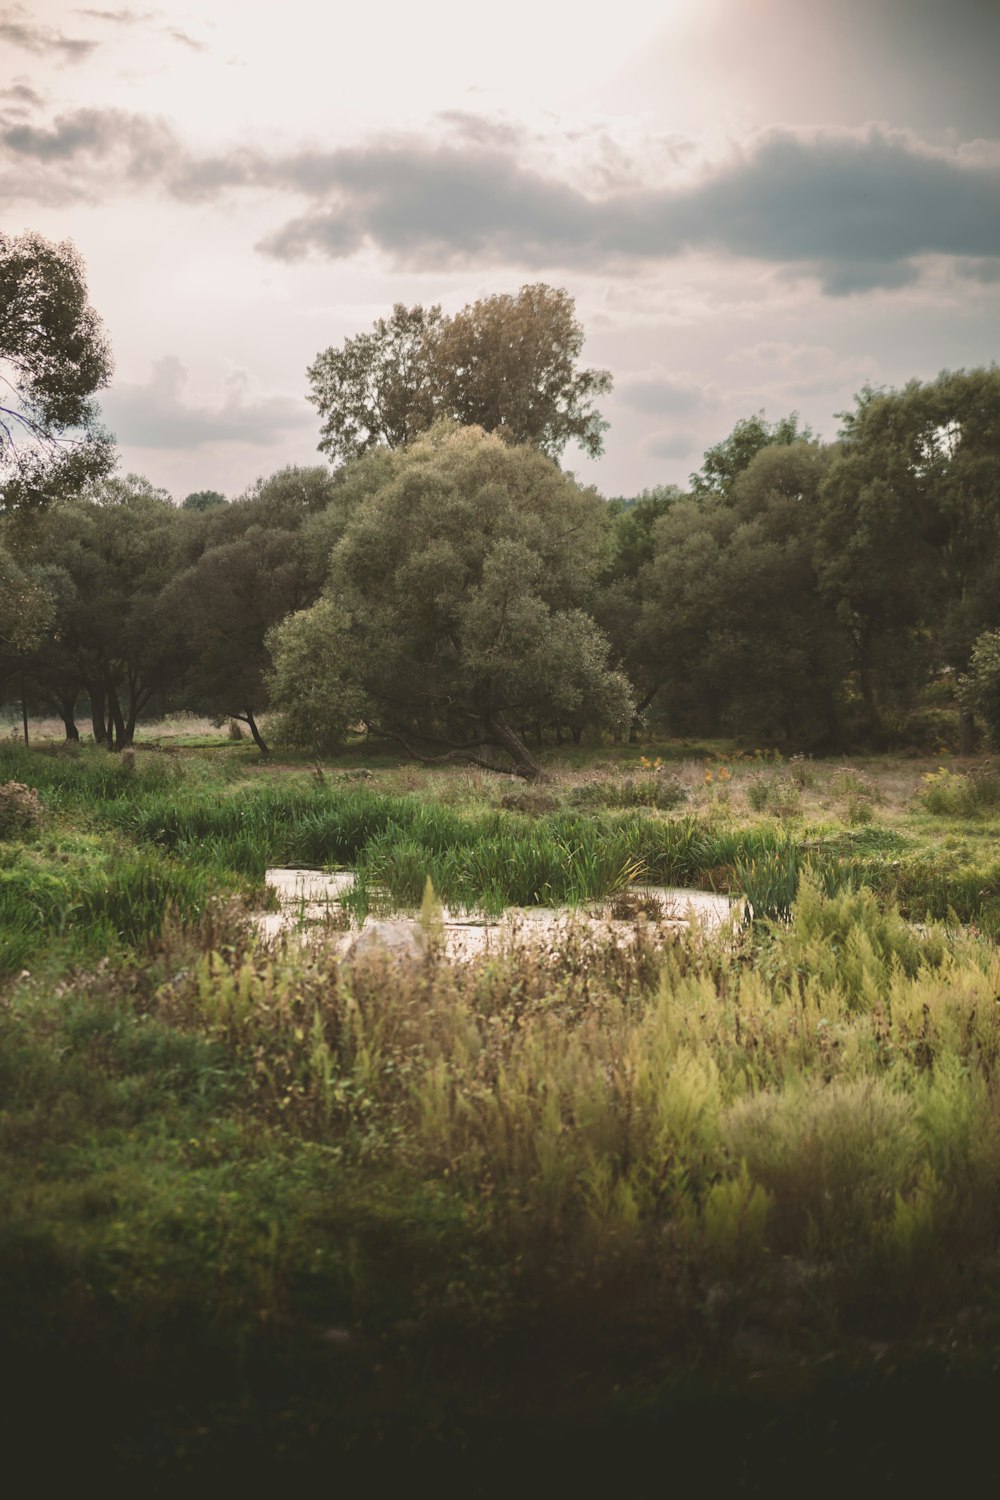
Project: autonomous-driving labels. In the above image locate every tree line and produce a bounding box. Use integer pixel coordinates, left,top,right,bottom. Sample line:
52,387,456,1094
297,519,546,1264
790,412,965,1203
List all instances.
2,233,999,774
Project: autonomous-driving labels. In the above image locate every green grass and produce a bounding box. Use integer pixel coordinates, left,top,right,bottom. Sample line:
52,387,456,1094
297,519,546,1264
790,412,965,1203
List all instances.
5,740,1000,1477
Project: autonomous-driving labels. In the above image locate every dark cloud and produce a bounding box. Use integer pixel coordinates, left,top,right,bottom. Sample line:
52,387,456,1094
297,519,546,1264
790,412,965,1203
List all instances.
101,357,313,450
256,126,1000,295
3,100,999,295
956,257,1000,285
0,7,98,62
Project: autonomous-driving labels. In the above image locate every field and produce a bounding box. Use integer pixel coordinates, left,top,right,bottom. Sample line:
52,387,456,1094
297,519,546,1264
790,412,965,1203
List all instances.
3,723,1000,1487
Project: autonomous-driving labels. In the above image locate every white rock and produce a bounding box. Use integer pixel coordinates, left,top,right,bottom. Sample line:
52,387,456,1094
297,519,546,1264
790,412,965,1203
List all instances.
346,919,427,964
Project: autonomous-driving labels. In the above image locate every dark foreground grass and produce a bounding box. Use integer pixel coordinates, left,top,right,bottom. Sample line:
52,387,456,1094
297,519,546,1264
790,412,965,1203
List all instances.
2,873,1000,1484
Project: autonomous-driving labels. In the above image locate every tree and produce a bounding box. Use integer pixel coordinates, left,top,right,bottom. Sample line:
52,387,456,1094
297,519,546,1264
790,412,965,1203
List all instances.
430,284,612,460
816,368,1000,746
960,631,1000,749
268,424,632,779
159,531,315,756
306,284,612,467
640,443,847,745
307,302,444,465
181,489,227,512
14,475,184,747
690,411,812,497
0,232,114,514
595,487,682,730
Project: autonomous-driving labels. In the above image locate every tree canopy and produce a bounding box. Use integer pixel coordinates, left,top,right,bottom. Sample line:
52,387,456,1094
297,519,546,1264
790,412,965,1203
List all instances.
0,231,114,514
307,284,612,467
268,424,631,778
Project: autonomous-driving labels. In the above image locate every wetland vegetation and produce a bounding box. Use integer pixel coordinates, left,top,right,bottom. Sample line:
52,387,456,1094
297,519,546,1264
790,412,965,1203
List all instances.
3,729,1000,1484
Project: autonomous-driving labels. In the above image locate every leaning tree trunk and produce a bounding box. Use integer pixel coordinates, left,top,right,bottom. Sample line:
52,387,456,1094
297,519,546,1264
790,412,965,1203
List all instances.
241,710,270,758
488,713,543,781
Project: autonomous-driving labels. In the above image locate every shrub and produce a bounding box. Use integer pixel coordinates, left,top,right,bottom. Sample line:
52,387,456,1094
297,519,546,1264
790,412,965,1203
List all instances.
0,782,42,838
960,629,1000,747
920,764,1000,817
743,772,800,817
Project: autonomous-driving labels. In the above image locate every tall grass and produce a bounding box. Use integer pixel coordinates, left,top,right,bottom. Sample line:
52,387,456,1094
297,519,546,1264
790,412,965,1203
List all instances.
159,878,1000,1286
0,842,230,972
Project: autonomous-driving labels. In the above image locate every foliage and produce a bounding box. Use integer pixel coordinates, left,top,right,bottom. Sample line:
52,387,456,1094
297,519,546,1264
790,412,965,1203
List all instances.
960,628,1000,747
639,442,847,743
0,780,42,837
690,410,812,496
268,424,632,778
919,763,1000,817
0,231,114,513
307,284,612,465
818,368,1000,739
180,489,227,511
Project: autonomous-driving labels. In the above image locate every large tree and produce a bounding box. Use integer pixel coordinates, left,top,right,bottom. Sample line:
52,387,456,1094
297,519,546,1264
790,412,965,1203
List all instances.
14,476,184,747
306,302,444,465
268,424,632,778
306,284,612,467
816,367,1000,746
640,442,848,745
0,232,114,514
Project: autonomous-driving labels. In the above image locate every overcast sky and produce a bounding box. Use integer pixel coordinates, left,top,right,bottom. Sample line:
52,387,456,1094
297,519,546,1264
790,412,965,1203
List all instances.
3,0,998,500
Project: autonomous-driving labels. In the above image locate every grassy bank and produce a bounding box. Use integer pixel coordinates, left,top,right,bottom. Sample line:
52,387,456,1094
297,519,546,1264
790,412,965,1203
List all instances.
3,740,1000,1479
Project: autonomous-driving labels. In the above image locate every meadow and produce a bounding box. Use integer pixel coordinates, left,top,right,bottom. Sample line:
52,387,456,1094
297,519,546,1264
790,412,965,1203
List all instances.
3,725,1000,1485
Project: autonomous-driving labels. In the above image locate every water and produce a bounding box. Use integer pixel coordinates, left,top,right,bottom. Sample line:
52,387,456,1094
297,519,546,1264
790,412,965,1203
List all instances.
253,867,738,954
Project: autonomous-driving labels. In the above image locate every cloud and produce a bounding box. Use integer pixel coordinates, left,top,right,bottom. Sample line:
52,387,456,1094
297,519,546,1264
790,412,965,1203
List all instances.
956,257,1000,285
74,7,204,49
3,102,1000,295
101,357,314,450
619,373,717,416
642,431,698,461
435,111,527,150
75,7,156,19
0,6,98,62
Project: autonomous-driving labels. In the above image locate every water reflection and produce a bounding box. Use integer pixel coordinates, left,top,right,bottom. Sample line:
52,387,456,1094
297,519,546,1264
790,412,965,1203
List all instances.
253,867,737,954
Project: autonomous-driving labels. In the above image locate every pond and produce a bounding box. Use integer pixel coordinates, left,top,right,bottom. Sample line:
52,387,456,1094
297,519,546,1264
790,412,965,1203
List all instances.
252,867,737,955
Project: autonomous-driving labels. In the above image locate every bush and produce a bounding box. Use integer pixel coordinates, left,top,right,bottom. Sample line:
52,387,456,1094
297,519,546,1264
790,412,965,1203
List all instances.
960,630,1000,748
743,772,800,817
570,772,687,812
920,764,1000,817
0,782,42,838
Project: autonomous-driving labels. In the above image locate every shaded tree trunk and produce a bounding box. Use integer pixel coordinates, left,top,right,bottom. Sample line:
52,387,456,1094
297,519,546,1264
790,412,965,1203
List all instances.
858,663,883,735
87,679,110,745
488,713,543,781
237,709,269,757
959,706,976,756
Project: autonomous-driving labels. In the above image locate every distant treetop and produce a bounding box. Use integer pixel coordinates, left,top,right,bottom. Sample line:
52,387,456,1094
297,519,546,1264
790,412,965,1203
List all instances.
307,283,612,467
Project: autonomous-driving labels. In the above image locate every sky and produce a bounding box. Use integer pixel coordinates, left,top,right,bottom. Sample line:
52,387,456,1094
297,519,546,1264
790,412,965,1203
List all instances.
2,0,998,501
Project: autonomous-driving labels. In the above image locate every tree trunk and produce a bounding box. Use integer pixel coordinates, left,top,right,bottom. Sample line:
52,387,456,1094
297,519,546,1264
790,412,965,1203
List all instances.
488,713,543,781
106,677,127,751
858,663,883,734
242,710,270,757
88,680,109,745
959,706,976,756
